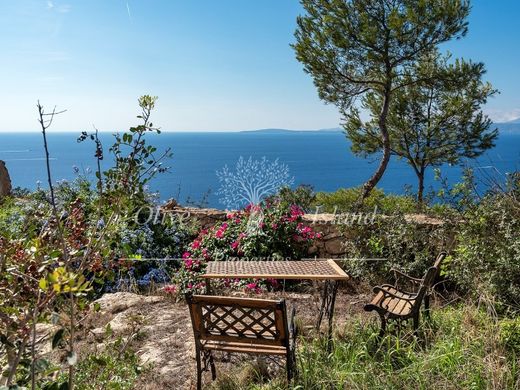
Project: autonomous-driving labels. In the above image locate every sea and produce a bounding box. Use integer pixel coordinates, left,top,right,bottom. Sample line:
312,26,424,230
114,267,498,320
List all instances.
1,126,519,209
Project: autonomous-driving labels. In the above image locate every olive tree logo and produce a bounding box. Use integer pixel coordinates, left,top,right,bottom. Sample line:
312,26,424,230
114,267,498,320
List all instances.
216,156,294,235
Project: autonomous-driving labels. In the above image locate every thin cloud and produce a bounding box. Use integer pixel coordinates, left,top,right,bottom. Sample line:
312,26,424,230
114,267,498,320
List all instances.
46,1,71,13
486,108,520,123
126,1,132,22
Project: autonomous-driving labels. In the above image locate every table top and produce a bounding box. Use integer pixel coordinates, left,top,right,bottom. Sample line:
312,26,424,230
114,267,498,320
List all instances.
202,259,349,280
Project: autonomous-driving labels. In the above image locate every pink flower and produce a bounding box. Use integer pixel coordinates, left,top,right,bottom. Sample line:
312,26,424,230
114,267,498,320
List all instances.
231,241,240,250
290,205,304,217
184,259,193,270
191,240,201,250
183,251,191,259
163,284,177,294
271,223,278,230
215,229,224,239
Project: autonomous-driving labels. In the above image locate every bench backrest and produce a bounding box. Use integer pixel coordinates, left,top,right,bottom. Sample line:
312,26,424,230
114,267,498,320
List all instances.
186,294,290,348
417,252,447,299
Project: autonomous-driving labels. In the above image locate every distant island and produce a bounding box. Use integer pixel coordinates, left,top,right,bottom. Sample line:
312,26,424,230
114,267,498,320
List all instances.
505,117,520,124
240,123,520,135
240,127,342,134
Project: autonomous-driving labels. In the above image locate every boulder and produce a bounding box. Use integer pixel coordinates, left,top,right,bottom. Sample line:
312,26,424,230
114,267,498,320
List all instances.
0,160,12,197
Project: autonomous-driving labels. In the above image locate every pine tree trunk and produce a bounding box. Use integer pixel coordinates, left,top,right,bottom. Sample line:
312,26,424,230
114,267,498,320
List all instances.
417,170,425,205
362,85,392,200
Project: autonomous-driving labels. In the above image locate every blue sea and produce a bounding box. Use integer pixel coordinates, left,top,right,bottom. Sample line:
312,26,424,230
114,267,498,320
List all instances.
1,127,519,209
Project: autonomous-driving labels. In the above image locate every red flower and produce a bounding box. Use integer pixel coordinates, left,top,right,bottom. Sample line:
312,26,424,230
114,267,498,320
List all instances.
163,284,177,294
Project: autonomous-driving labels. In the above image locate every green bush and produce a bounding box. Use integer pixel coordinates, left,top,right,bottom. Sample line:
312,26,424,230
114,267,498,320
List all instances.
499,317,520,355
341,214,454,282
271,184,317,212
449,190,520,313
170,200,321,295
213,305,519,390
314,187,418,214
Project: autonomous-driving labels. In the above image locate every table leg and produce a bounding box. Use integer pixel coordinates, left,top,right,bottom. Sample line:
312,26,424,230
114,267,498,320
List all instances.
205,279,212,295
316,280,340,351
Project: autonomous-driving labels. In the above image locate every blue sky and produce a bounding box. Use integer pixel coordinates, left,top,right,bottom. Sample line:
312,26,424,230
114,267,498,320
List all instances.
1,0,519,132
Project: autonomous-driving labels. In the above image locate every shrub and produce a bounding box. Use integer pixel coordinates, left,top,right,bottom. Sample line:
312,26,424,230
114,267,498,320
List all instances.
450,189,520,313
314,187,418,214
271,184,317,212
341,213,454,282
171,200,321,295
499,317,520,355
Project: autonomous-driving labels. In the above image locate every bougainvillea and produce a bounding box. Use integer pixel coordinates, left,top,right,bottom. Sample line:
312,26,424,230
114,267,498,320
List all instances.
171,199,321,295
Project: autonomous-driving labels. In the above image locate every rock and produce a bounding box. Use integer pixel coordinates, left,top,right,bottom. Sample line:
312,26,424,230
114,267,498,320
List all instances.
161,198,178,210
324,237,346,256
0,160,12,197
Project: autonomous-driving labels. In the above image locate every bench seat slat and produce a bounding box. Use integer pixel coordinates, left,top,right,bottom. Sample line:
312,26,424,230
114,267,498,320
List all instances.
201,340,288,355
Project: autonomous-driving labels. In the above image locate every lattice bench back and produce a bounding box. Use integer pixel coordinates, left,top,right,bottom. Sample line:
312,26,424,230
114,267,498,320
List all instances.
186,295,290,348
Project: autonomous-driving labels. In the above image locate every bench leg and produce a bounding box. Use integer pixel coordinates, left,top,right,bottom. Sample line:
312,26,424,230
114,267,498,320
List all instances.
195,347,202,390
209,352,216,380
412,312,420,335
378,313,387,338
424,294,431,320
287,349,295,383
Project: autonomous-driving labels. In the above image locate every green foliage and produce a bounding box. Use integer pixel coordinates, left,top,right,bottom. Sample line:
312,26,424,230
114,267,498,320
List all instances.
270,185,317,213
57,338,143,390
172,200,321,295
0,95,174,389
341,213,454,282
449,187,520,313
293,0,471,196
499,317,520,355
313,187,418,214
214,305,519,389
293,0,470,109
346,50,498,202
80,95,171,208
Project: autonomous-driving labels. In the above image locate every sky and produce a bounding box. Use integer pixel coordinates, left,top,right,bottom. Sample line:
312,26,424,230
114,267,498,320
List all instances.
1,0,520,132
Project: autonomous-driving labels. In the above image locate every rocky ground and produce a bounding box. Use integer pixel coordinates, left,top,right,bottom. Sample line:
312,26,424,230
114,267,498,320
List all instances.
55,282,374,389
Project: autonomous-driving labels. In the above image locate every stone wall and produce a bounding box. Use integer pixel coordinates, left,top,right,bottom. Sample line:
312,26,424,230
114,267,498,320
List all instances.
161,204,444,259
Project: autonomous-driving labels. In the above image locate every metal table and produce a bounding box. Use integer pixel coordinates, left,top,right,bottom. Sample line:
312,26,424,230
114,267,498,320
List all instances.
202,259,349,346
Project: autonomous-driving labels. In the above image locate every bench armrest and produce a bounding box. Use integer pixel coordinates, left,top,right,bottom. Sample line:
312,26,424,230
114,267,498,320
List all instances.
373,285,416,302
391,269,423,291
380,284,417,297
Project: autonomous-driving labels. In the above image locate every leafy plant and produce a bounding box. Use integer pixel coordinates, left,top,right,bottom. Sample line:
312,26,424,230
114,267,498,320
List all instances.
171,200,321,295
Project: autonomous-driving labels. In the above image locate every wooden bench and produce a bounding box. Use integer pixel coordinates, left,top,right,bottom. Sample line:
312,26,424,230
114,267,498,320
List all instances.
364,252,446,336
186,294,296,389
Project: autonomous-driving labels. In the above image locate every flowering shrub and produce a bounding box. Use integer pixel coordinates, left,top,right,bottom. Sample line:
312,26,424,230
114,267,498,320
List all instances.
108,218,195,291
172,200,321,295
